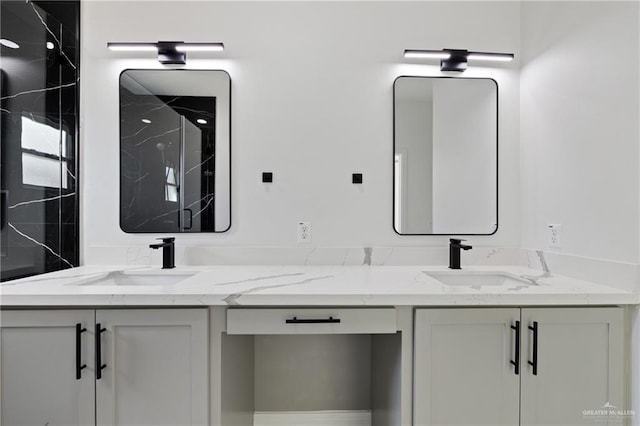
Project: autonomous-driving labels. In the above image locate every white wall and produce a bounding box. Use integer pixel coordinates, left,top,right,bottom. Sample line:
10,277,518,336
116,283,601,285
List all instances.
520,1,640,264
520,5,640,418
81,1,521,264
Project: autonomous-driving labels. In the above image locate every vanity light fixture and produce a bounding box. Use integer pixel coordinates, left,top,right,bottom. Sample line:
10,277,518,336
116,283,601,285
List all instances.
107,41,224,64
141,118,151,124
196,118,208,125
0,38,20,49
403,48,514,72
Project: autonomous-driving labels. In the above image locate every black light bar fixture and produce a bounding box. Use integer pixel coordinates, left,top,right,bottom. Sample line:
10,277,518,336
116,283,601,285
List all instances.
107,41,224,64
404,48,514,72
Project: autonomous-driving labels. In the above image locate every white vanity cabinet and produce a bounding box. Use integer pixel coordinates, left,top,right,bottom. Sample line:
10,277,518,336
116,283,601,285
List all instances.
0,310,96,426
414,308,520,426
519,308,624,426
0,303,627,426
95,309,208,426
414,307,624,426
0,308,208,426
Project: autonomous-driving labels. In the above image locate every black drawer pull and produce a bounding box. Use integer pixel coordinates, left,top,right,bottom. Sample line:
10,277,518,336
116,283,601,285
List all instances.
528,321,538,375
509,321,520,375
75,323,87,380
285,316,341,324
96,324,107,380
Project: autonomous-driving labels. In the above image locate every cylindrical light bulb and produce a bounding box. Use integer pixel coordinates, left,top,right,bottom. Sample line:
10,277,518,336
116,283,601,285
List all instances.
175,43,224,52
467,53,514,62
404,50,451,60
108,43,157,51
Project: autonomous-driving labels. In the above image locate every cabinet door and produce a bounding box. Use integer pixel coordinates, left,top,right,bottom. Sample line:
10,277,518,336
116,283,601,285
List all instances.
0,310,95,426
520,308,624,426
95,309,208,426
414,308,520,426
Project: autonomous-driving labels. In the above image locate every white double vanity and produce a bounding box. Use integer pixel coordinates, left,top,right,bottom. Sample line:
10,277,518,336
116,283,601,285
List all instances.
0,264,633,426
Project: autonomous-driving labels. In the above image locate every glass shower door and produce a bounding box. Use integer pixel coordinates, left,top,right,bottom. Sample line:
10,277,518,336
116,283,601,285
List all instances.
1,1,78,281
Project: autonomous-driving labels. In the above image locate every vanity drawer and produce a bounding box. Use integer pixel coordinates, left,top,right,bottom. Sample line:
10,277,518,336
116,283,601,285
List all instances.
226,308,397,335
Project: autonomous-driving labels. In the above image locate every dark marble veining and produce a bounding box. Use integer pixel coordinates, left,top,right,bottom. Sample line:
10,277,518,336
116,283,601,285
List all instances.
1,0,79,281
223,275,335,305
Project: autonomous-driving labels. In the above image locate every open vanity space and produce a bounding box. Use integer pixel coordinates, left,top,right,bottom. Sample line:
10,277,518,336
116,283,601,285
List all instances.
217,307,405,425
1,264,635,425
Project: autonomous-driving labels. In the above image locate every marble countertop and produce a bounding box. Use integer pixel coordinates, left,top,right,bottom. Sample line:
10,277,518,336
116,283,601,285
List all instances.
0,264,636,307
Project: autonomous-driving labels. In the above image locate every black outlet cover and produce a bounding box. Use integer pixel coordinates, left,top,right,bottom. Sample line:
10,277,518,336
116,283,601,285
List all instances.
262,172,273,183
352,173,363,184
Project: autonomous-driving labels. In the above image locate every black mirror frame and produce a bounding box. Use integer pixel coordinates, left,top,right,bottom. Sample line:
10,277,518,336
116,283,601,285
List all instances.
118,68,232,234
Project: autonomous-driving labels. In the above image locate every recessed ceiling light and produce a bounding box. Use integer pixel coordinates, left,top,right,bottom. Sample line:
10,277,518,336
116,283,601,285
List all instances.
46,42,54,50
0,39,20,49
141,118,151,124
196,118,208,125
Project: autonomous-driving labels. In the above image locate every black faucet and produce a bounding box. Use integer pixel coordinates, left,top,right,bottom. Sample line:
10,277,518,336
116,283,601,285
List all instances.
449,238,472,269
149,237,175,269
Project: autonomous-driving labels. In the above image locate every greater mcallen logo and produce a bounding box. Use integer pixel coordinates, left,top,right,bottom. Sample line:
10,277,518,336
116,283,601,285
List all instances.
582,402,634,422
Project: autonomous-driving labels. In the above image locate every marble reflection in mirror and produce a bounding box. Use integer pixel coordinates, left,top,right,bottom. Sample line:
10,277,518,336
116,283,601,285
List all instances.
393,77,497,235
120,69,230,233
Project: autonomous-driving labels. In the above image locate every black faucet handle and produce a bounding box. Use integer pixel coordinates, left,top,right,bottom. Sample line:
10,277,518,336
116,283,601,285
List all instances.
449,238,466,245
157,237,175,243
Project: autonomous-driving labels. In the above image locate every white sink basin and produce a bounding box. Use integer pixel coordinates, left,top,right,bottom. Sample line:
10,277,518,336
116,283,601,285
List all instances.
71,271,196,286
427,271,534,287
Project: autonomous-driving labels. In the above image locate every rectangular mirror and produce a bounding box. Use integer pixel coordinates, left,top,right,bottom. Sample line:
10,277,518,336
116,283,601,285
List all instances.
393,76,498,235
120,69,231,233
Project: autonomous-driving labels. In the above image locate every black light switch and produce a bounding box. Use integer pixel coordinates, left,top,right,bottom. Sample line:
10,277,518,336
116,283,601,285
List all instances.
262,172,273,183
352,173,363,184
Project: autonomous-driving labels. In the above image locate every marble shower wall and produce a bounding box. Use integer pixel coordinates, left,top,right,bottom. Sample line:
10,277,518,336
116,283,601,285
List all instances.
0,1,79,281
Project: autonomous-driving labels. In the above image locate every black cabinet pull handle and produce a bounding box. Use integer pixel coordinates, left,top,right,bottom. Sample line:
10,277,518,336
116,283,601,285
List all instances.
510,321,520,375
285,316,341,324
75,324,87,380
528,321,538,375
96,324,107,380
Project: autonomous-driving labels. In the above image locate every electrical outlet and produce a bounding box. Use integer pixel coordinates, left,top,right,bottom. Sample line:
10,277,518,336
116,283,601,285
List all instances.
297,222,311,243
547,224,562,248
